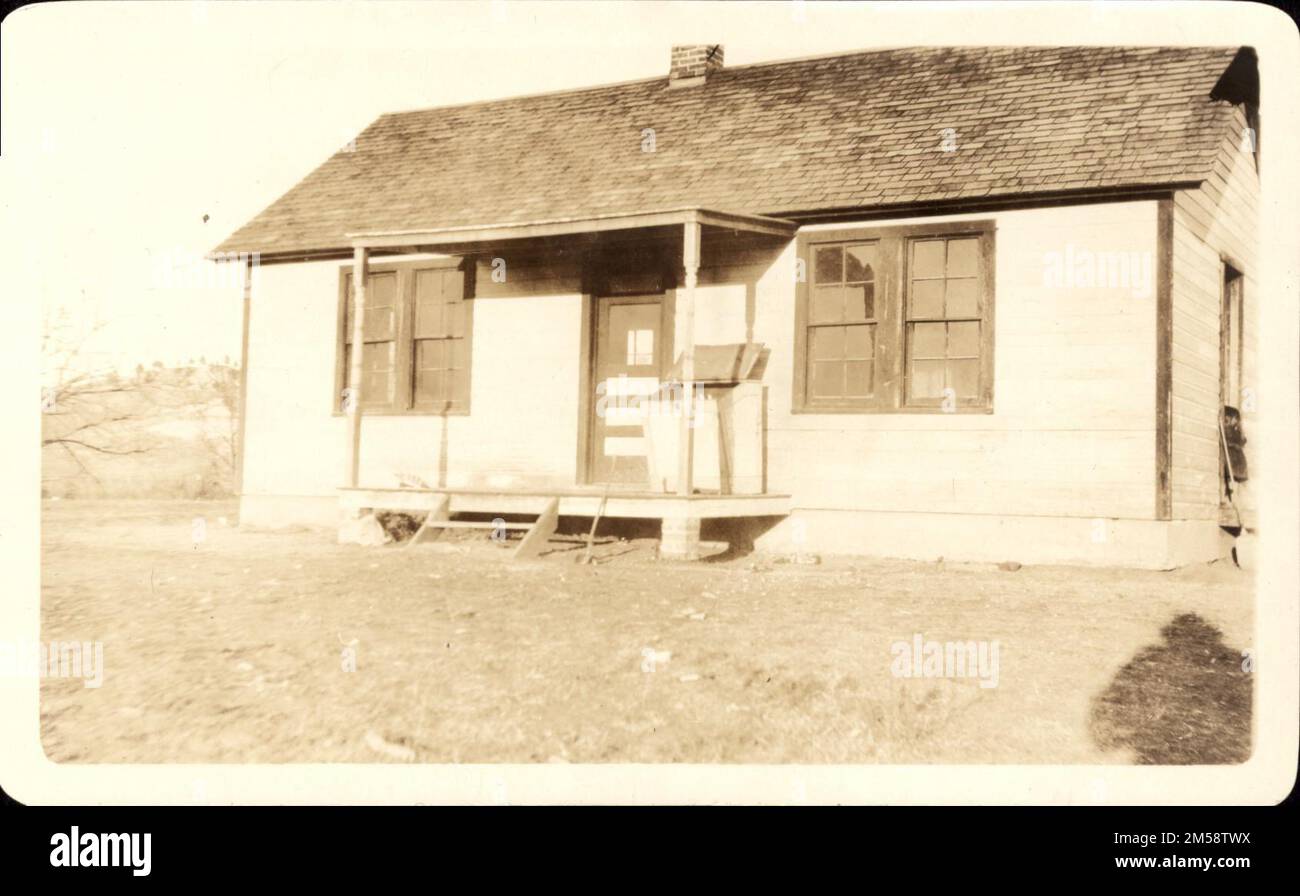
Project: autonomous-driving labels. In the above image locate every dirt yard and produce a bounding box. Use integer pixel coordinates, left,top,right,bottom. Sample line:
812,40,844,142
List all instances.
38,499,1254,764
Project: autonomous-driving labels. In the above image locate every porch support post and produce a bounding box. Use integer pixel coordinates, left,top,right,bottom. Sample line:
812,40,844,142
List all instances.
344,245,368,489
677,216,700,497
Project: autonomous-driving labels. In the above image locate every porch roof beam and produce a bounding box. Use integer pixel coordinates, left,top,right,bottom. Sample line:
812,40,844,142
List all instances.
346,207,797,250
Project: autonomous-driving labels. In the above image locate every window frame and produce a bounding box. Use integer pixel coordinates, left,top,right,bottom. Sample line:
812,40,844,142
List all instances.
1220,260,1245,410
792,220,995,414
803,239,884,408
334,257,475,416
1218,258,1247,508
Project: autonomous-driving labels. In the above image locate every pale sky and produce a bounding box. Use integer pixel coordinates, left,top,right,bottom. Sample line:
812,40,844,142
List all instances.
1,1,1286,374
5,0,915,374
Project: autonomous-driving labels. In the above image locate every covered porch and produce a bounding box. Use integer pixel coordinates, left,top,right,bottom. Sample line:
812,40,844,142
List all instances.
338,207,797,558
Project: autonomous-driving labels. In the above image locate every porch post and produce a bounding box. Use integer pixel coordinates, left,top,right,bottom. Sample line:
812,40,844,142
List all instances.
344,245,368,488
677,216,700,496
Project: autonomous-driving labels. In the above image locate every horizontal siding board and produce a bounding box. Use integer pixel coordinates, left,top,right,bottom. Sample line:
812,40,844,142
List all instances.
1167,104,1258,521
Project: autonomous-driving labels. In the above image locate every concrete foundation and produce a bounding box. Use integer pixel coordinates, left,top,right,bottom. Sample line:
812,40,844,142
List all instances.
241,493,1235,569
753,509,1235,569
659,516,702,561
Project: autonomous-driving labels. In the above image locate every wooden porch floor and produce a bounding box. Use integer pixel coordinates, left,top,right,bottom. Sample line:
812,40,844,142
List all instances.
338,485,791,520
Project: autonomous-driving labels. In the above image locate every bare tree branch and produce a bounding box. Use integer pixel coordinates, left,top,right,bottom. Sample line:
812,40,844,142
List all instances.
44,438,151,456
43,311,241,497
57,441,104,489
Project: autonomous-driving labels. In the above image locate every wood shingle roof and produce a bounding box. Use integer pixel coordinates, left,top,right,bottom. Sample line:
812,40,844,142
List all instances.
216,45,1247,257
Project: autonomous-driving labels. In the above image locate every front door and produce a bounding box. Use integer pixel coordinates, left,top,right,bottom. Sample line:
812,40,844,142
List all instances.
590,295,663,486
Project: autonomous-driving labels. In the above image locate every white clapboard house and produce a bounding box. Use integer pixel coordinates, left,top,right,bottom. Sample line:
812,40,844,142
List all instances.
214,44,1259,566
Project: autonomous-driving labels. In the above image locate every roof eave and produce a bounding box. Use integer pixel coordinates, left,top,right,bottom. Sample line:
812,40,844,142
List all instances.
346,206,799,250
775,180,1206,225
211,180,1211,262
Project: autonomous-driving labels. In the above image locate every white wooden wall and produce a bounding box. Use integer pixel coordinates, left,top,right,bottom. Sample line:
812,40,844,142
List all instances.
241,253,585,505
691,201,1162,522
245,199,1179,534
1170,105,1260,525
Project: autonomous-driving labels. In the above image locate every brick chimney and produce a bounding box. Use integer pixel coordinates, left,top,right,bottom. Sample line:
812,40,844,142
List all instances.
669,44,724,87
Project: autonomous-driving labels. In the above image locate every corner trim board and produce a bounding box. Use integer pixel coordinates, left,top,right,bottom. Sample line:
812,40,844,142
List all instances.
1155,196,1174,521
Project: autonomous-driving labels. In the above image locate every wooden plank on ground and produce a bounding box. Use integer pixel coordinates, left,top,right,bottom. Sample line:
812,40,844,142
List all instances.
582,491,610,564
420,520,533,531
512,497,559,561
405,494,450,549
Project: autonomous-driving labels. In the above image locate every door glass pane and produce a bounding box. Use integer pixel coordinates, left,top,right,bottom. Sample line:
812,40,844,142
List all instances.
608,304,660,356
626,329,655,366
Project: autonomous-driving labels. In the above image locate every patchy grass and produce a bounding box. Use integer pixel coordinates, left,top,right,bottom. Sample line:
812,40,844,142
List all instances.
40,499,1253,764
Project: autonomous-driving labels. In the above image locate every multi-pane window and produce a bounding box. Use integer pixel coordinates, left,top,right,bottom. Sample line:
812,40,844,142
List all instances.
809,243,878,401
795,222,993,412
342,271,398,410
412,268,470,411
906,236,983,405
337,259,472,414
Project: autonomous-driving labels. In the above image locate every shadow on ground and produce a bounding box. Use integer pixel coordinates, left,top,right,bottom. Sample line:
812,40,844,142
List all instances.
1089,612,1252,764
